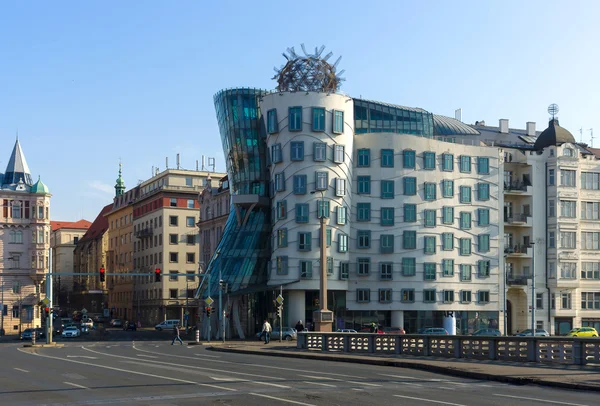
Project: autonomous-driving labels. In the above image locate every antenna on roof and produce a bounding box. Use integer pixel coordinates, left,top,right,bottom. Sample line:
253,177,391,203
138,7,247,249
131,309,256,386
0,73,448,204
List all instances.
590,128,595,148
580,127,583,143
548,103,559,120
201,155,206,171
165,157,169,169
196,160,199,171
176,153,180,170
208,157,216,172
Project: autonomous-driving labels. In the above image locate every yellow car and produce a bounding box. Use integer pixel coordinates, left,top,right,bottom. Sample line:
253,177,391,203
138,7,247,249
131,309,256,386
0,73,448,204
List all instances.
566,327,599,337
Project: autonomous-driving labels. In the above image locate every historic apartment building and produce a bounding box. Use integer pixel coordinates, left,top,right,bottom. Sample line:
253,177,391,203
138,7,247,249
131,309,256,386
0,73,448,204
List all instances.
197,175,230,268
0,139,51,335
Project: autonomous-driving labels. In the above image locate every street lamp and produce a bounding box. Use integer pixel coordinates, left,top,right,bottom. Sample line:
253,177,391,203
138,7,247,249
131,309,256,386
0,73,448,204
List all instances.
503,254,508,336
310,190,333,332
531,242,536,334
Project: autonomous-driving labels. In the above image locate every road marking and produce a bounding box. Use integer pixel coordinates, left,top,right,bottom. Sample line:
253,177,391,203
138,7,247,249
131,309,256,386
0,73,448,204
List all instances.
133,345,234,364
302,381,336,388
493,394,589,406
63,381,89,390
393,395,467,406
193,353,221,358
395,382,423,387
14,368,29,373
17,348,237,392
210,376,290,389
298,374,382,387
352,388,363,391
136,354,158,359
437,387,456,391
66,355,98,359
245,362,365,379
379,373,444,382
249,392,316,406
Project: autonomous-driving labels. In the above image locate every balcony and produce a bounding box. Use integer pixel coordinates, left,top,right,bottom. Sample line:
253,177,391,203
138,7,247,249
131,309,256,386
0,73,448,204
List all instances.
135,227,154,239
507,271,532,286
504,180,531,195
504,213,531,225
504,244,531,257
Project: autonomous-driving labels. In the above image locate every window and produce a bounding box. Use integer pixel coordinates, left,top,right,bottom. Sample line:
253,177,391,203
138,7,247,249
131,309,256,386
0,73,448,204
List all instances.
442,233,453,251
319,228,332,248
290,141,304,161
298,232,312,251
186,253,195,263
581,262,600,280
424,263,436,280
477,183,490,200
267,109,278,133
401,289,415,303
380,263,393,280
442,259,454,276
442,153,454,171
460,290,471,303
277,229,288,248
380,235,394,253
357,203,371,221
357,230,371,248
357,175,371,194
548,231,556,248
276,201,287,220
381,180,394,199
169,252,178,263
271,143,282,163
563,147,574,157
186,216,195,227
561,170,576,187
295,203,309,223
187,199,194,209
459,238,471,256
169,289,178,299
357,149,370,167
335,178,346,196
169,234,178,245
581,172,600,190
560,263,577,279
478,234,490,252
403,177,416,195
403,231,417,249
338,234,348,252
381,207,394,226
561,293,572,309
478,209,490,226
581,292,600,310
442,207,454,225
404,204,417,222
317,200,330,218
379,289,392,303
478,260,490,277
313,142,326,161
169,216,178,226
459,155,471,173
561,232,576,248
424,236,436,254
340,262,349,280
276,256,288,275
289,106,302,131
581,201,600,220
423,289,436,303
477,157,489,174
548,168,555,185
459,186,471,203
312,107,325,131
403,150,415,168
300,261,312,279
442,180,453,198
293,175,307,195
459,212,471,230
336,206,347,225
402,258,416,276
548,200,556,217
423,152,435,170
275,172,286,192
424,209,436,227
170,198,177,207
333,110,344,134
444,290,454,303
582,232,600,250
333,144,345,163
357,258,370,276
536,293,544,309
357,289,370,303
424,182,436,201
561,200,577,218
315,171,328,190
460,264,472,281
381,149,394,167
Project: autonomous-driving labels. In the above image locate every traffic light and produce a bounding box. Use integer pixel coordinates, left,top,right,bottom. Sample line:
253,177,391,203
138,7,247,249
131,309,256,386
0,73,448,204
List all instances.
99,267,105,282
206,307,212,317
155,268,161,282
277,305,282,318
44,307,49,317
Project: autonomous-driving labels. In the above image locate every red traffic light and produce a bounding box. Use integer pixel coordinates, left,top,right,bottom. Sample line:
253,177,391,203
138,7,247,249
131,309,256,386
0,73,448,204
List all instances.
99,267,106,282
44,307,49,313
155,268,161,282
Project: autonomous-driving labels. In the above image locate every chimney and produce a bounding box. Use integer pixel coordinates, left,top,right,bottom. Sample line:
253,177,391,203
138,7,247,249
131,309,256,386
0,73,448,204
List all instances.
455,108,462,122
499,119,509,134
526,122,536,136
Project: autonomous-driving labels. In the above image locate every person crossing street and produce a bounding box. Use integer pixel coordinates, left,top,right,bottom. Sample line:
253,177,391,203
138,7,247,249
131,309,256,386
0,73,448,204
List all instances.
262,319,272,344
171,324,183,345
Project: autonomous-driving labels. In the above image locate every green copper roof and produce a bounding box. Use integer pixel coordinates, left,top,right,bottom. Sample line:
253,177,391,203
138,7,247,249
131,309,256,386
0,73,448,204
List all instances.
31,176,50,194
115,162,125,196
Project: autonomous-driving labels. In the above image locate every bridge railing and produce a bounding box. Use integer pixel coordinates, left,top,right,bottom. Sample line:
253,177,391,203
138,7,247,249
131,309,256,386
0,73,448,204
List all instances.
296,333,600,365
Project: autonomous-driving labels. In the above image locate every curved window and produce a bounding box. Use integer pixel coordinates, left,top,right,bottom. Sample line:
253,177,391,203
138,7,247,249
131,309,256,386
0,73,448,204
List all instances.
563,148,574,157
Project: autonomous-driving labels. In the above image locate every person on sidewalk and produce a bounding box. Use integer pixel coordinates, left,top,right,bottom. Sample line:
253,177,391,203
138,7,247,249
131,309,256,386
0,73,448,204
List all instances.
295,320,304,332
171,324,183,345
262,319,272,344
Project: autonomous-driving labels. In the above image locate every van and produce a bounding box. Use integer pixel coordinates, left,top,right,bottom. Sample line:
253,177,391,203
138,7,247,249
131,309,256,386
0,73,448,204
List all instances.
154,319,180,331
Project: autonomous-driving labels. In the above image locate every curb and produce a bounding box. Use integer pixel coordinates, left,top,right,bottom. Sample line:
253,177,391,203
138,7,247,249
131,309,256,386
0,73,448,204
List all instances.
207,346,600,393
23,343,65,348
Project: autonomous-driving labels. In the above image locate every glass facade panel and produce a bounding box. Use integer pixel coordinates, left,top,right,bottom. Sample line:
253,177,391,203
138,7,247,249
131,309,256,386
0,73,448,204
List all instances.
353,99,434,137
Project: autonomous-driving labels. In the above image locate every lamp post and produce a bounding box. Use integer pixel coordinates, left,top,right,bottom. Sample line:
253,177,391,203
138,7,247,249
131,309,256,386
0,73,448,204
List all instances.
310,190,333,332
531,242,536,335
503,254,508,336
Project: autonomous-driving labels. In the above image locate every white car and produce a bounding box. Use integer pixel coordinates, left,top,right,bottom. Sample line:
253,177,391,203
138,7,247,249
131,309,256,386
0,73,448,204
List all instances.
61,326,81,338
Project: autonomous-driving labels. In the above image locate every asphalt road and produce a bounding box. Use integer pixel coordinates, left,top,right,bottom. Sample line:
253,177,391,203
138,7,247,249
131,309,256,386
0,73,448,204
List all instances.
0,339,597,406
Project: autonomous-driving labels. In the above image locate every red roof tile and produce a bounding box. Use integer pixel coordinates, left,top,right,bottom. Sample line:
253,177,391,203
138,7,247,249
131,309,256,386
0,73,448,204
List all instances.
51,219,93,231
78,204,113,243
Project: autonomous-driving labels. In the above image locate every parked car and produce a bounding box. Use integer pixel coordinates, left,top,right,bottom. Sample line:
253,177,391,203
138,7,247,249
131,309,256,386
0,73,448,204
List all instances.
418,327,449,335
123,321,137,331
154,319,180,331
61,326,81,338
336,329,358,333
109,319,123,328
256,327,297,341
566,327,599,337
20,328,39,340
515,329,550,337
35,327,45,338
472,328,502,336
383,327,406,334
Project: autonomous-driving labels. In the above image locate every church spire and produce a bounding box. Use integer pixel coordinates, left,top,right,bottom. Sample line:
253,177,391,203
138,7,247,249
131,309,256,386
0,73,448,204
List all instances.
3,138,32,186
115,161,125,197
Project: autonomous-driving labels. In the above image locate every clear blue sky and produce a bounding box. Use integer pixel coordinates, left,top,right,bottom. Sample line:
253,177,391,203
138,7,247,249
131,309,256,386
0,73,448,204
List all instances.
1,1,598,221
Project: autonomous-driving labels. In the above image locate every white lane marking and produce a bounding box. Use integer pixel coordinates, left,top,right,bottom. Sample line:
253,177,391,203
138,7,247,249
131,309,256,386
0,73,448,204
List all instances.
133,345,234,364
298,374,382,387
245,362,365,379
394,395,466,406
136,354,158,359
209,376,290,389
437,386,456,391
302,381,336,388
63,381,89,390
193,353,221,358
86,346,285,381
351,388,363,391
249,392,316,406
14,368,29,373
493,394,590,406
396,382,423,387
379,373,444,382
67,355,98,359
17,347,237,392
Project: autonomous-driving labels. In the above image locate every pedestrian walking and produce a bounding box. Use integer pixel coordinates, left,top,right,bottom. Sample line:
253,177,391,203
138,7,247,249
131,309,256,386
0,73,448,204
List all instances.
262,319,272,344
295,320,304,332
171,324,183,345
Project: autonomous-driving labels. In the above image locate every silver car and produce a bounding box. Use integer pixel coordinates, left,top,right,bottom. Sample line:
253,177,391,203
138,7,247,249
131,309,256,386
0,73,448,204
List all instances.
256,327,297,341
515,329,550,337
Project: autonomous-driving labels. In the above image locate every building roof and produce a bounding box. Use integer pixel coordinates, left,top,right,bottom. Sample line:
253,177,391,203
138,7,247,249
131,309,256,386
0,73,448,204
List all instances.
3,138,33,186
433,115,480,136
586,147,600,158
30,176,50,194
51,219,93,232
78,204,112,243
354,98,429,113
533,119,576,151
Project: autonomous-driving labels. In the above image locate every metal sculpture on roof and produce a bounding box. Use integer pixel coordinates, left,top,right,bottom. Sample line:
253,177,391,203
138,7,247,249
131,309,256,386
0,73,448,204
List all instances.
273,44,345,92
548,103,559,119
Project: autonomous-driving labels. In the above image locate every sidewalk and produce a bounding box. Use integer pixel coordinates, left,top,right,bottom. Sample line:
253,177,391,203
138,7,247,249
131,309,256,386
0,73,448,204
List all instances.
207,341,600,392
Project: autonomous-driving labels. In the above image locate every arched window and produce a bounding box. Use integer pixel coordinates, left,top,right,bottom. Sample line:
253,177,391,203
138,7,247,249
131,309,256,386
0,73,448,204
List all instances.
564,148,574,157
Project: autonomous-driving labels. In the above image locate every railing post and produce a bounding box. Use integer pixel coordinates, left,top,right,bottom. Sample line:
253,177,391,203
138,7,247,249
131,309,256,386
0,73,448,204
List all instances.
489,338,498,360
423,336,430,357
454,337,462,358
297,333,306,349
395,335,402,355
343,334,350,353
527,338,537,362
368,334,375,353
573,339,585,365
322,333,329,352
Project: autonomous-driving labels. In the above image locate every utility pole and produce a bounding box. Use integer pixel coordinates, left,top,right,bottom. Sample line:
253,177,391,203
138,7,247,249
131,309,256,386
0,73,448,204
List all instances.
279,285,283,343
531,242,536,335
207,272,211,342
46,248,53,344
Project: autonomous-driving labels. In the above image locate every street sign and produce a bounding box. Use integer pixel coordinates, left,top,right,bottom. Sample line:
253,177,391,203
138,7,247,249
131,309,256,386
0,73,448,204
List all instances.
205,297,214,306
42,298,50,306
184,314,189,320
276,295,284,305
184,310,189,316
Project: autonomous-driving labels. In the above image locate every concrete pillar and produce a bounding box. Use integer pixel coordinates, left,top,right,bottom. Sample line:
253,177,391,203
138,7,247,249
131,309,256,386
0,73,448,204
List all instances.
288,290,305,329
443,312,457,335
391,310,404,330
